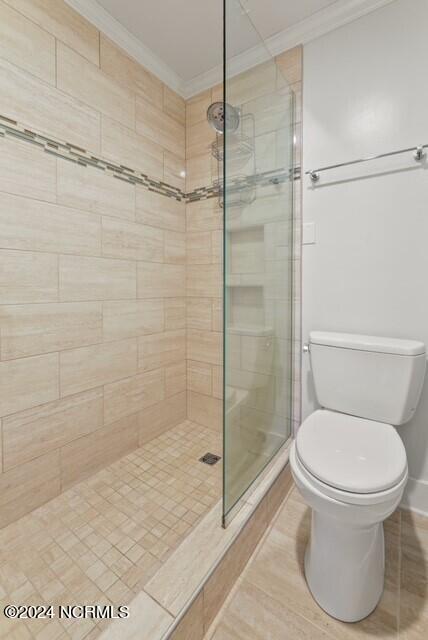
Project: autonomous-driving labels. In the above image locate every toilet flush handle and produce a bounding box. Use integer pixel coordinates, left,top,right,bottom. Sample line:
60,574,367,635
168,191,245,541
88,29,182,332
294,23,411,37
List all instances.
303,343,310,353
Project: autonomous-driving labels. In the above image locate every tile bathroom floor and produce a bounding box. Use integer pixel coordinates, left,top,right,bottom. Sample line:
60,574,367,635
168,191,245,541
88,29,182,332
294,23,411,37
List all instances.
0,420,222,640
206,486,428,640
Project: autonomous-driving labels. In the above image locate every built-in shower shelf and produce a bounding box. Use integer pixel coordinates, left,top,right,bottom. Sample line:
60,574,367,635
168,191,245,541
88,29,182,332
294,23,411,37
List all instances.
226,220,264,232
226,279,264,288
227,325,273,337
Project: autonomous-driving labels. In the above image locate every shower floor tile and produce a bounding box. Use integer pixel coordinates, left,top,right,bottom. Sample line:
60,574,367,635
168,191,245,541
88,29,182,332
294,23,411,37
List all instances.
0,420,222,639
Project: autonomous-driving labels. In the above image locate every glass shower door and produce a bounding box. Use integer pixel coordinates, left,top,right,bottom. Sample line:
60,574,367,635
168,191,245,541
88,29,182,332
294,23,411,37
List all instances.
223,0,295,524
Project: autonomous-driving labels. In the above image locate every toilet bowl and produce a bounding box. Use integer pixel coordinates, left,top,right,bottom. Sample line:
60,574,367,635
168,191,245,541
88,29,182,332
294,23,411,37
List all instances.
290,410,408,622
291,331,426,623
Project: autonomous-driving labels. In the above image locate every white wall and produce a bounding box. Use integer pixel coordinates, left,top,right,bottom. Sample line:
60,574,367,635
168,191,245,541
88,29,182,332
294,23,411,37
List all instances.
302,0,428,515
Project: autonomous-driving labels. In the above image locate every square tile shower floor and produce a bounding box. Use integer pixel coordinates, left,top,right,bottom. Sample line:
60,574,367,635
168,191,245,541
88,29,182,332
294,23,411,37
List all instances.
0,420,222,640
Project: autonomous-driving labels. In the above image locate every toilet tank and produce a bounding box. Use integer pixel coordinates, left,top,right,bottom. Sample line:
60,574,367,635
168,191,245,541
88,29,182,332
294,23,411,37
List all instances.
309,331,426,425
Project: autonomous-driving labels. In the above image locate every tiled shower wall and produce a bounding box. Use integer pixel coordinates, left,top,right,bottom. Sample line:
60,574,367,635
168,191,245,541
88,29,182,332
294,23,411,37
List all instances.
0,0,187,528
185,47,303,434
186,87,224,431
0,0,302,528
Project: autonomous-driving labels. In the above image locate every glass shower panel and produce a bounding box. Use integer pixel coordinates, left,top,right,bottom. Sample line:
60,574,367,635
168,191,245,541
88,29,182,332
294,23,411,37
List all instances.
223,0,295,524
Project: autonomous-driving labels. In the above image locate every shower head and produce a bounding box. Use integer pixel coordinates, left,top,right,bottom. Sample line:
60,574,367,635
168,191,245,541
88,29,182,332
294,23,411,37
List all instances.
207,102,240,134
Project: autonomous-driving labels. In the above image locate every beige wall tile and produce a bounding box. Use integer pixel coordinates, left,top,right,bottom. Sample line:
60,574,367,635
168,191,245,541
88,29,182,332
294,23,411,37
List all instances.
0,302,102,360
0,137,56,202
59,255,136,301
102,117,163,180
57,42,135,128
61,414,139,490
185,153,212,192
212,298,223,332
0,353,59,417
211,230,222,264
169,591,204,640
0,249,58,303
104,369,165,425
187,330,222,366
137,262,185,299
0,192,101,256
186,90,212,126
2,388,103,471
0,450,60,529
60,338,137,397
164,151,186,191
136,188,185,232
211,84,223,103
187,232,212,265
138,330,185,372
138,391,186,445
164,86,185,126
0,1,55,84
188,391,222,431
186,120,216,158
212,366,223,399
103,299,164,342
100,36,163,107
136,97,185,158
227,60,277,106
102,217,163,262
165,298,186,330
165,231,186,264
187,361,212,396
186,199,222,232
4,0,100,65
0,58,100,152
187,264,222,298
275,46,303,86
57,160,135,222
165,362,186,397
187,298,213,331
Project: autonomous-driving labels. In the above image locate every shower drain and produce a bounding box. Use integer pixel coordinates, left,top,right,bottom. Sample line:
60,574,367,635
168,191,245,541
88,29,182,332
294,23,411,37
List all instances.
199,453,221,465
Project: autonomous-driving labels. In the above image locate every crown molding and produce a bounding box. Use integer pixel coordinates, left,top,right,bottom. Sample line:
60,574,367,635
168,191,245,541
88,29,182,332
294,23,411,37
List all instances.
66,0,396,100
64,0,184,94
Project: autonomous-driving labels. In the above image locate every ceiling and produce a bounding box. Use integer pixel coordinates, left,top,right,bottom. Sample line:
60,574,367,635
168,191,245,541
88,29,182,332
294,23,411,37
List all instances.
96,0,338,81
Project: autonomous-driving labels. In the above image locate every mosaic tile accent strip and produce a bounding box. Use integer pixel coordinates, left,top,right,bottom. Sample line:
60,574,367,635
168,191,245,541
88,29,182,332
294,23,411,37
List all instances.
0,115,300,206
0,420,221,639
0,114,184,201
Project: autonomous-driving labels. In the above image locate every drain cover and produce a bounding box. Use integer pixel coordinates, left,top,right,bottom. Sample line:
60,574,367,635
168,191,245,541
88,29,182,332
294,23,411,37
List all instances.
199,453,221,465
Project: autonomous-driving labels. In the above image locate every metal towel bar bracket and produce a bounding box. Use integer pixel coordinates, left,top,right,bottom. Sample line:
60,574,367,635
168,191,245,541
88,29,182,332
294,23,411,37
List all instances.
307,143,427,183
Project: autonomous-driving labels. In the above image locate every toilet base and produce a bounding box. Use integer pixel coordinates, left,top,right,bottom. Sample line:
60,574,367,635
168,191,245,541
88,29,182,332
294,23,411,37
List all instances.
304,509,385,622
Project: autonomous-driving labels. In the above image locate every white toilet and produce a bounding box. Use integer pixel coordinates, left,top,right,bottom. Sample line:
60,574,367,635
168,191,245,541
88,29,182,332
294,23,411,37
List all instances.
290,331,426,623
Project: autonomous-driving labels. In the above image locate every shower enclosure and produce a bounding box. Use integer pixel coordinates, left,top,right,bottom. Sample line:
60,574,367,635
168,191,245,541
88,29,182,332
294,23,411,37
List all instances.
221,1,296,524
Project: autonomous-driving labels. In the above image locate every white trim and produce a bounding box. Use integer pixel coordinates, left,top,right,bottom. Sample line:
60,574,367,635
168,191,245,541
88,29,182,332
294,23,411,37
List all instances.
401,477,428,517
66,0,396,99
64,0,183,94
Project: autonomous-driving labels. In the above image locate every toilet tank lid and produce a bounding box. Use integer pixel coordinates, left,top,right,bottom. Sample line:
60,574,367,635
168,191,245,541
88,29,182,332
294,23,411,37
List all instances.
310,331,426,356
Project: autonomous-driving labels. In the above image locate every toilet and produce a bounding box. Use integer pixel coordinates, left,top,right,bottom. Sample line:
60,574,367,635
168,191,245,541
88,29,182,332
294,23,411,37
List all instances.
290,331,426,623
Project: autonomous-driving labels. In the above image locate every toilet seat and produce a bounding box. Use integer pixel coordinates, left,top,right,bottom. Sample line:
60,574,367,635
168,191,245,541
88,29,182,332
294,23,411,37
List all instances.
296,410,408,502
